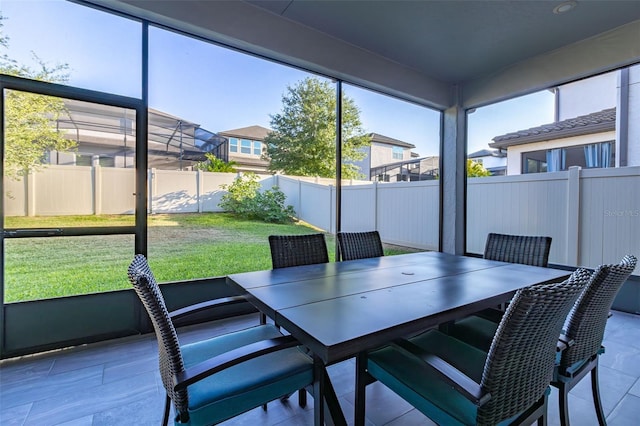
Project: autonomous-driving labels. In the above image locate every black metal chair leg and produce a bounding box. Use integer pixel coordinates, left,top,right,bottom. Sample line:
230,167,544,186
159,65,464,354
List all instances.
559,383,570,426
355,353,367,426
538,413,547,426
163,394,171,426
298,389,307,408
591,365,607,426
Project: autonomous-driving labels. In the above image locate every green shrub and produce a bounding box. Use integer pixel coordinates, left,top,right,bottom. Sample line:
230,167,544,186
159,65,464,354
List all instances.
219,173,296,223
194,153,238,173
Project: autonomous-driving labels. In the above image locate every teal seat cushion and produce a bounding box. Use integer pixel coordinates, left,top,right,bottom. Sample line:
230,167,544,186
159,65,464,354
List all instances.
177,324,313,425
554,347,604,382
367,330,487,425
446,316,498,352
368,329,541,425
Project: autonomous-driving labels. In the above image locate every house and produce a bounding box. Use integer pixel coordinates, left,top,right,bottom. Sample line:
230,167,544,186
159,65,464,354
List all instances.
490,109,616,174
47,99,227,170
490,66,639,175
370,155,439,182
216,128,419,178
353,133,418,181
467,149,507,176
217,125,271,174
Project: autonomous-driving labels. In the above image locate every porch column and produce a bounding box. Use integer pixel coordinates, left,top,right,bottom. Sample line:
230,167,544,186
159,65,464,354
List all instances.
441,88,466,255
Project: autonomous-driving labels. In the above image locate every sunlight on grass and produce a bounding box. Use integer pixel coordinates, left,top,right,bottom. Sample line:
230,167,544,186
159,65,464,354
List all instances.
4,213,418,303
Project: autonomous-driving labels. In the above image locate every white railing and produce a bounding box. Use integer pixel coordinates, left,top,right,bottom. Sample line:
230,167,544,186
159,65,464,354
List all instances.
4,165,638,272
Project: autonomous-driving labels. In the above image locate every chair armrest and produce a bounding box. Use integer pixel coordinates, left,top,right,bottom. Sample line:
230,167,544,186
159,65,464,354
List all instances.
391,339,491,406
169,295,247,321
556,333,575,352
173,335,301,391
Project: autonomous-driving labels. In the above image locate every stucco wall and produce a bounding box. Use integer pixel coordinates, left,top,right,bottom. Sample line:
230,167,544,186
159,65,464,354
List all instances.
370,142,411,167
558,71,617,120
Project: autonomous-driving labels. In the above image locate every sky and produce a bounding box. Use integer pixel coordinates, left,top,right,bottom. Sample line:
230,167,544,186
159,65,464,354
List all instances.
2,0,555,157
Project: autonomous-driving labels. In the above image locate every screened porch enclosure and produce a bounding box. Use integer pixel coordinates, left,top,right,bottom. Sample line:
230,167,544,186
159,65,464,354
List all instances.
0,0,638,361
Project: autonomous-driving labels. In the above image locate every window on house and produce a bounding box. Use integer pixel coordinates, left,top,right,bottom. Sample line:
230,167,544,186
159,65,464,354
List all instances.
524,155,548,173
240,139,252,154
392,146,403,160
253,141,262,155
75,154,116,167
522,141,615,173
229,138,238,153
99,156,116,167
75,154,93,167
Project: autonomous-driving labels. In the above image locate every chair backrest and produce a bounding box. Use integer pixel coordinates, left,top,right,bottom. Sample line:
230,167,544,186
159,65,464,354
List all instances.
561,254,637,368
268,234,329,269
337,231,384,261
478,268,592,425
484,232,552,267
128,254,189,418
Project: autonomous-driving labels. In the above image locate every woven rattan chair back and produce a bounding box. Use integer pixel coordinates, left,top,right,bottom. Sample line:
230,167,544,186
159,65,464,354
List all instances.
561,254,637,368
337,231,384,261
128,255,189,420
478,268,592,425
484,233,552,267
269,234,329,269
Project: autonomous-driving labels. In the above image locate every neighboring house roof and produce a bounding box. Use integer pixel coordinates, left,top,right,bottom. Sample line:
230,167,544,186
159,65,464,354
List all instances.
370,133,415,149
468,149,506,159
218,125,272,140
372,155,439,170
490,108,616,149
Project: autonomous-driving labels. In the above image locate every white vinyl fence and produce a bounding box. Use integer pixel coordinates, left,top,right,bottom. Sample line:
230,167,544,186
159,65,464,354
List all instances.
467,166,639,273
4,165,639,272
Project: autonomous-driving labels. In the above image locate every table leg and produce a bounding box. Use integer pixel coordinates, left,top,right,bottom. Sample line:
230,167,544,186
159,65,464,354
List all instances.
354,352,367,426
313,356,347,426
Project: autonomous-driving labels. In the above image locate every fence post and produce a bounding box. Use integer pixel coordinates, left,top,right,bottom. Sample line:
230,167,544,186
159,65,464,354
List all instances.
329,185,335,234
298,178,302,218
373,181,379,231
197,170,203,213
148,168,155,214
567,166,581,266
27,171,36,217
93,165,102,215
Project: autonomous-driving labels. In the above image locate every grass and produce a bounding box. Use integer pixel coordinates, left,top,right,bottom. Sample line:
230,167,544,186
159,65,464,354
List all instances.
4,213,418,303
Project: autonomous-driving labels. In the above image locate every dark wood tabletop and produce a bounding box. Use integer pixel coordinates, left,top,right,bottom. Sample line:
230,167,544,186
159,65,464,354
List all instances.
226,251,570,365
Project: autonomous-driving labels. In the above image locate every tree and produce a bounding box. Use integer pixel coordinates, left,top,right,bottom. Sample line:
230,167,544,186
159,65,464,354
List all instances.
264,77,371,179
1,15,75,179
467,159,492,177
194,153,238,173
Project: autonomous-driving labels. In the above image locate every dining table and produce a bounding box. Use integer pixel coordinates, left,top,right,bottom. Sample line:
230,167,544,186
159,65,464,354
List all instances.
226,251,571,425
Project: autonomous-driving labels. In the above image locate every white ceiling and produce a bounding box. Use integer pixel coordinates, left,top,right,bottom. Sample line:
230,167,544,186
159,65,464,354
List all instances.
87,0,640,108
246,0,640,84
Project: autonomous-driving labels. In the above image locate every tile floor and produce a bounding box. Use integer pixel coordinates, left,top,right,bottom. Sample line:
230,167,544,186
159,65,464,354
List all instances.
1,311,639,425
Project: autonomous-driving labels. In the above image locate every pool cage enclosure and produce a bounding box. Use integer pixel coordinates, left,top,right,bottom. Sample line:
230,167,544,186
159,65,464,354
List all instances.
53,98,228,170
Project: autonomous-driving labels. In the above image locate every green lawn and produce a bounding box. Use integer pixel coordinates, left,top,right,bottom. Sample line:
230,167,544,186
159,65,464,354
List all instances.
4,213,416,302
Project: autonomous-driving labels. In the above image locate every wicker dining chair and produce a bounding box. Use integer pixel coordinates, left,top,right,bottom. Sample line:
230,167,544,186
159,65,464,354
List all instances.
484,232,553,267
268,233,329,269
128,254,314,426
554,254,637,426
475,232,553,315
357,268,591,426
267,233,329,406
445,255,637,426
337,231,384,261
